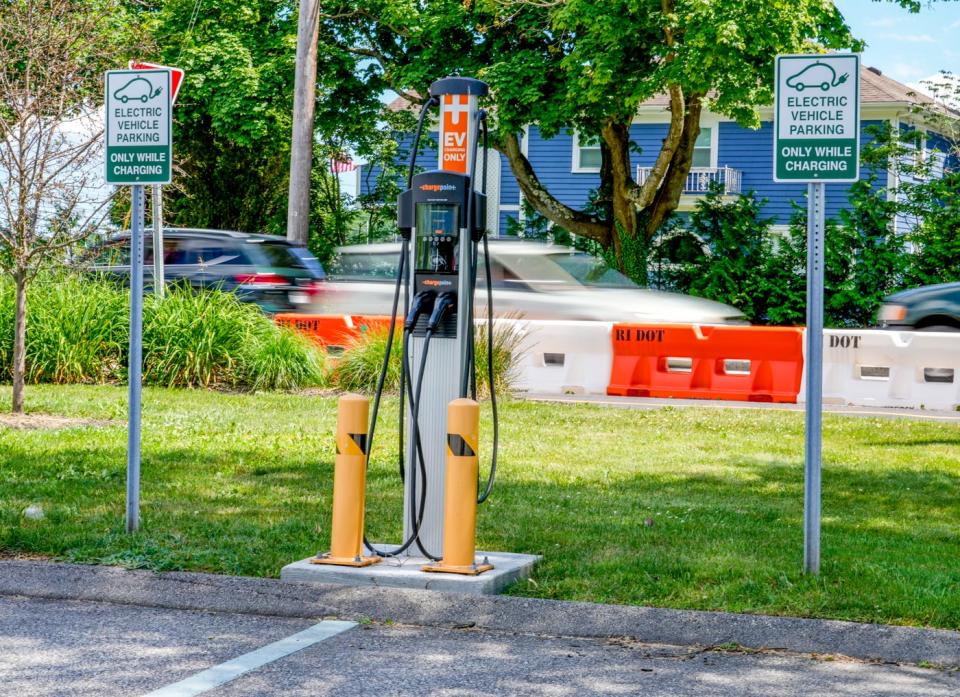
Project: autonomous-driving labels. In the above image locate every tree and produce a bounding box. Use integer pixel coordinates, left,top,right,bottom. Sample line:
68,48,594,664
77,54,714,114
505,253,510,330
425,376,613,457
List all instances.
321,0,933,271
145,0,395,251
148,0,300,235
901,71,960,286
0,0,136,413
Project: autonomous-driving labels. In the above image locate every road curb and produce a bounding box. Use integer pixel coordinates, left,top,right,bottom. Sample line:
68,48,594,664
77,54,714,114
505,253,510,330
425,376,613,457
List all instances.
2,560,958,667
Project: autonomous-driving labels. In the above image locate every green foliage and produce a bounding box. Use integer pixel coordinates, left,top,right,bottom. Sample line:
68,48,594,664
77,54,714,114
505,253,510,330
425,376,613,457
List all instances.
905,171,960,285
656,180,906,327
0,274,325,390
148,0,298,235
829,178,907,326
308,143,360,265
474,318,525,399
330,327,402,394
242,324,328,392
22,276,128,384
329,321,522,398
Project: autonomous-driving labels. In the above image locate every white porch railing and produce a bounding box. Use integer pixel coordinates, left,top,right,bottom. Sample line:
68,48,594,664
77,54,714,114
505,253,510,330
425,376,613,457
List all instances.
635,166,742,195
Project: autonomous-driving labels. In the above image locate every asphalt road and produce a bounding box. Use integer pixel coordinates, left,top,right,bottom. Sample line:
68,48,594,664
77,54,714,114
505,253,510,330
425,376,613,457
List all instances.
4,594,958,697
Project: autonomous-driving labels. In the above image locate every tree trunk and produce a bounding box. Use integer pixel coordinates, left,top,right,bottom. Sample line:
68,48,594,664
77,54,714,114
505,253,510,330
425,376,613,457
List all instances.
12,269,27,414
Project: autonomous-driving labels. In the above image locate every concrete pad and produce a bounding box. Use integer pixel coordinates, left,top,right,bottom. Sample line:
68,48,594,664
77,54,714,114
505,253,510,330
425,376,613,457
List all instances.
280,544,540,595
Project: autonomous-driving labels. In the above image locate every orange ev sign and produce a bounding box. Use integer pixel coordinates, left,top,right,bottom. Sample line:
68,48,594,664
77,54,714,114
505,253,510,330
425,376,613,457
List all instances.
440,94,470,173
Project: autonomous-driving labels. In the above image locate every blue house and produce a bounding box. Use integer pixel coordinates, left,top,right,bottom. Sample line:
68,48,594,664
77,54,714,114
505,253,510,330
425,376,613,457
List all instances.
361,67,954,237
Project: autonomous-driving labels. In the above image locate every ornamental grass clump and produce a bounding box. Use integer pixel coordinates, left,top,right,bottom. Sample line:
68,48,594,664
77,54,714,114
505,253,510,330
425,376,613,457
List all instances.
25,274,127,384
330,317,523,398
0,272,326,391
242,322,327,391
329,326,402,394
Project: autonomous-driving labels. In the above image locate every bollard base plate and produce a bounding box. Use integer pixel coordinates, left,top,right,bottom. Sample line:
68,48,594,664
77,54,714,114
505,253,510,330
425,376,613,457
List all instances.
421,561,494,576
311,553,382,568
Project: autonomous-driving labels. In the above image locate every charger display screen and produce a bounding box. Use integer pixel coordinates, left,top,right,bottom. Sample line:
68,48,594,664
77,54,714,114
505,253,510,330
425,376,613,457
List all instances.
415,203,459,274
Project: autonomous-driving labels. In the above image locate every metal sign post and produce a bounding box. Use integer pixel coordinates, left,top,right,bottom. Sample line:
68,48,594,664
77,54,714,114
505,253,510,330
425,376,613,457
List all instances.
774,53,860,574
105,68,173,533
804,182,825,574
152,185,164,297
127,185,145,533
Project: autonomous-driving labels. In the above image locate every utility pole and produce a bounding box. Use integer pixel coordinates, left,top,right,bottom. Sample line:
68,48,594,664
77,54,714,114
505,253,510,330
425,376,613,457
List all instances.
287,0,320,244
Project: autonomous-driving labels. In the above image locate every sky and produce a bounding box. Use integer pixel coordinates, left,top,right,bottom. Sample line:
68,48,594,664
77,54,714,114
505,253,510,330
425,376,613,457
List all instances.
833,0,960,88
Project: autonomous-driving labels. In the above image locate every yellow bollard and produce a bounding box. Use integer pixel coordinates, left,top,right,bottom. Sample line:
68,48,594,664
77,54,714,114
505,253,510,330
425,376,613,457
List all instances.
312,394,381,567
422,399,494,575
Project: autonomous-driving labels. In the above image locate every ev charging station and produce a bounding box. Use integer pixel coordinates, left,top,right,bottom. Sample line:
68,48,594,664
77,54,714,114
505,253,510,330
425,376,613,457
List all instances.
282,77,539,592
397,77,489,560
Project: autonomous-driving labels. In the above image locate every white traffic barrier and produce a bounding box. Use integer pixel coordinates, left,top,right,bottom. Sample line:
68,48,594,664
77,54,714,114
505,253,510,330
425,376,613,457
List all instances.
798,329,960,410
510,319,613,395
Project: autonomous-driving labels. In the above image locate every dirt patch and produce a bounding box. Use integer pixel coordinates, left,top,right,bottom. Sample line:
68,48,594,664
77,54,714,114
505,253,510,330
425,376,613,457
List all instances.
0,550,52,561
298,387,340,398
0,413,116,431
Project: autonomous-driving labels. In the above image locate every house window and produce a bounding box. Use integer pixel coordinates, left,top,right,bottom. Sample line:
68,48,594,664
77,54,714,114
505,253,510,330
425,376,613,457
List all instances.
574,133,602,171
692,127,712,168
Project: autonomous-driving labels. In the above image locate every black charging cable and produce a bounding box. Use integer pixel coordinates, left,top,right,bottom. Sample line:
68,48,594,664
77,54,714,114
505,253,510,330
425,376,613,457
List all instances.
360,94,439,559
363,291,435,559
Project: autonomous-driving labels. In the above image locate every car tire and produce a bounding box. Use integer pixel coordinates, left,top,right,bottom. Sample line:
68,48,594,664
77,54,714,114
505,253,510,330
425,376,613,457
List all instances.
917,325,960,333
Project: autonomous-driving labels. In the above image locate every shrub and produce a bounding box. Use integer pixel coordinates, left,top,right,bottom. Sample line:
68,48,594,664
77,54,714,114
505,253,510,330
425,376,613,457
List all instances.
474,317,524,398
330,318,523,398
330,326,402,394
25,275,128,384
142,288,258,388
242,323,327,391
0,272,326,391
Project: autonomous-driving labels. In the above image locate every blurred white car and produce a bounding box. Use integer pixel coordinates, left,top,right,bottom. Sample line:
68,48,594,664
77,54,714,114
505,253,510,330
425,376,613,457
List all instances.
315,240,748,324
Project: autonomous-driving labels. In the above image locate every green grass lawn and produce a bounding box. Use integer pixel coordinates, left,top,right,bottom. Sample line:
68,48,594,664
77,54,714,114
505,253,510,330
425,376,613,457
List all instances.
1,385,959,629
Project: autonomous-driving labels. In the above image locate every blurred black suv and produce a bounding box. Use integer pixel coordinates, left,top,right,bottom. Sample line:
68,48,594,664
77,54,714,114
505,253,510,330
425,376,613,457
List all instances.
85,228,325,313
877,282,960,332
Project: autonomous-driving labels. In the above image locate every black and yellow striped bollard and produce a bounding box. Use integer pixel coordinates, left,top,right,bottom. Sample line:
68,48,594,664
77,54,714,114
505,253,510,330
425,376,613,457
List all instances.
312,394,381,567
423,398,494,575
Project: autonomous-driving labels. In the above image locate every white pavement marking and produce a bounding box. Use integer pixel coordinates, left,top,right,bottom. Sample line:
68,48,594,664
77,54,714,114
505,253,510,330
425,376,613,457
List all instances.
141,620,356,697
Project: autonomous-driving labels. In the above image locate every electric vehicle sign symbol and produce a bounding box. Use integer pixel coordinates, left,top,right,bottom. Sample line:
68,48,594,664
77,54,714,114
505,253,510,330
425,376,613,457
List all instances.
785,62,849,92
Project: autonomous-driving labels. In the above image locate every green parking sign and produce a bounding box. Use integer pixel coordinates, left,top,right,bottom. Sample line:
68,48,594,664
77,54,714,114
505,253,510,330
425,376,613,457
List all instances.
104,69,172,185
774,54,860,183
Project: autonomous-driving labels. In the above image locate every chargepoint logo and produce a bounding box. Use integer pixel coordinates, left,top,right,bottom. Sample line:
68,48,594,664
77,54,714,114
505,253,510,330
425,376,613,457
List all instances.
419,184,456,192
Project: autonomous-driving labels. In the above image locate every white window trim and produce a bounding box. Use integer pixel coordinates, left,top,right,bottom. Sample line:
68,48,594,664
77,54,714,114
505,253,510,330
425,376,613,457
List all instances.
572,118,725,176
572,131,601,173
692,118,719,169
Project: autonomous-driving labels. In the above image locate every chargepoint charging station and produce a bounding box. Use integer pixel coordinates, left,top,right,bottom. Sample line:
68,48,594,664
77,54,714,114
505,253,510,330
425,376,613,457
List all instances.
281,77,539,593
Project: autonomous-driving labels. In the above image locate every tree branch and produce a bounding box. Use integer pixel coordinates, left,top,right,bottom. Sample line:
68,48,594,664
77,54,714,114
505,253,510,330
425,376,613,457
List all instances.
498,131,610,243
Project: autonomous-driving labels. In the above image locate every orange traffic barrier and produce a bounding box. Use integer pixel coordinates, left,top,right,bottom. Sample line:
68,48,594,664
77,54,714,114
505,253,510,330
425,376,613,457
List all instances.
607,324,804,403
274,314,391,350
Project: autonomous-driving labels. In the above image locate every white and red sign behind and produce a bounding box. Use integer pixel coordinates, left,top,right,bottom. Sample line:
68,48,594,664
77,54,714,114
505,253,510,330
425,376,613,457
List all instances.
129,61,185,104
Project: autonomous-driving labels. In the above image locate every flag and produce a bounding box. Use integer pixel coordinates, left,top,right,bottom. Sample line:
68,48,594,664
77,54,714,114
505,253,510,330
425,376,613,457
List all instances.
331,157,357,173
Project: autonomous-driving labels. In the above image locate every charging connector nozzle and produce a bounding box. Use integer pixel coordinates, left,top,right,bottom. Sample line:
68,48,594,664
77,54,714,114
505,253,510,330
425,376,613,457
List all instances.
426,292,457,332
404,290,436,332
